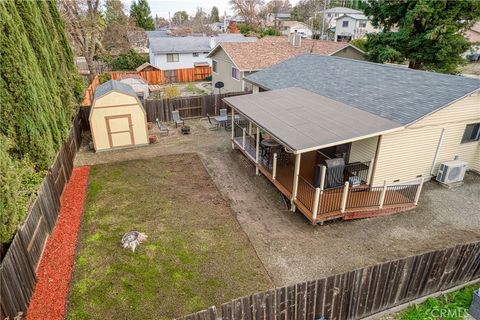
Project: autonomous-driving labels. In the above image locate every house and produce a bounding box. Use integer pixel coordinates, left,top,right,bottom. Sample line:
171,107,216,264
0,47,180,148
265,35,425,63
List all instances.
334,13,378,42
278,21,313,38
117,74,149,99
207,35,365,93
223,54,480,224
147,34,257,70
465,22,480,55
317,7,363,28
266,12,292,27
89,80,148,151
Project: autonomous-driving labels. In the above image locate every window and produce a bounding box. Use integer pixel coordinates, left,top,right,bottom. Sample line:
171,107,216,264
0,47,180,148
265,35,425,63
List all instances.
231,67,240,80
212,60,218,73
166,53,179,62
461,123,480,143
342,21,349,28
359,21,367,28
192,52,199,57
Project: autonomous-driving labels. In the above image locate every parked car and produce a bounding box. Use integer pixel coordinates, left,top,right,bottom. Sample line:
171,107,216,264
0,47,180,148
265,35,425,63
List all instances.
467,53,480,62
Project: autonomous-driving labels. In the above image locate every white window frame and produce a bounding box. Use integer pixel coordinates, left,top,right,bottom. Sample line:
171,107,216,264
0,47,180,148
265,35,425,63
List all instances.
231,67,240,81
166,53,179,63
212,60,218,73
359,21,367,28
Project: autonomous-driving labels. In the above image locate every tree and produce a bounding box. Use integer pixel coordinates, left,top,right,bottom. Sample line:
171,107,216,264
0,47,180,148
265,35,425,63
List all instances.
229,0,265,26
154,14,169,28
364,0,480,74
109,49,147,70
264,0,292,28
130,0,155,30
58,0,105,80
291,0,325,22
103,0,131,54
172,10,189,26
210,6,220,22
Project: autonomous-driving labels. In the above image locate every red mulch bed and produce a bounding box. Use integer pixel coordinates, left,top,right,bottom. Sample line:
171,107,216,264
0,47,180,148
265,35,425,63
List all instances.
27,166,90,320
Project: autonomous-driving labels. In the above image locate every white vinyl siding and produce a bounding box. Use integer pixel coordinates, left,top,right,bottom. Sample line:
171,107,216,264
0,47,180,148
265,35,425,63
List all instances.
372,93,480,185
349,136,378,163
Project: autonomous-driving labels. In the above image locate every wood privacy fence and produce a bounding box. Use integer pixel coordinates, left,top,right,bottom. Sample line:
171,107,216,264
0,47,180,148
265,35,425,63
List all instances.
179,241,480,320
81,67,212,107
144,92,251,122
0,113,85,319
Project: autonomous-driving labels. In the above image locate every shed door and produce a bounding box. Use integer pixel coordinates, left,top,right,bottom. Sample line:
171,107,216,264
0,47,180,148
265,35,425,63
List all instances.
106,115,134,148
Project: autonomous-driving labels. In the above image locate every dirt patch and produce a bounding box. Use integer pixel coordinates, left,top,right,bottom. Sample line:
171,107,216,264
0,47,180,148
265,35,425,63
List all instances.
68,154,272,319
74,119,480,287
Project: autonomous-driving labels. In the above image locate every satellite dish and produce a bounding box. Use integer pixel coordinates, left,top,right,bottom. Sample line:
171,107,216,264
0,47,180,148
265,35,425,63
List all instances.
214,81,224,89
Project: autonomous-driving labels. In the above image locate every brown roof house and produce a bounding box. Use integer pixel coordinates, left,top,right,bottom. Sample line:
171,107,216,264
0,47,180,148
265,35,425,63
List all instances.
207,35,365,93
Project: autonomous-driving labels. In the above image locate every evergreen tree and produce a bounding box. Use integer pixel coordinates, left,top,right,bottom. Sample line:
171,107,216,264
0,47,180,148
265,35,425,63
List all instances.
364,0,480,74
210,6,220,22
130,0,155,30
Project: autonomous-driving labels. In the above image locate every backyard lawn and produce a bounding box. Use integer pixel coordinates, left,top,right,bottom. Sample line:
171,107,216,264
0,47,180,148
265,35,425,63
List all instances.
67,154,272,320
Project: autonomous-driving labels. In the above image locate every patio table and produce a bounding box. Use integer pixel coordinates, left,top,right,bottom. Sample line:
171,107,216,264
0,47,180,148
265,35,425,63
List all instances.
214,115,240,129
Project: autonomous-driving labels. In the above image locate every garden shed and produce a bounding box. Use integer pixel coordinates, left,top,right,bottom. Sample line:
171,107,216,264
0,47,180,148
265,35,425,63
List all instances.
118,74,150,99
89,80,148,151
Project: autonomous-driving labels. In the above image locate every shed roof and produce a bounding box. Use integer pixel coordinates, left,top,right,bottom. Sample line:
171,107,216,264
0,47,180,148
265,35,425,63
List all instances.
245,54,480,125
93,80,144,111
224,87,402,153
208,36,363,71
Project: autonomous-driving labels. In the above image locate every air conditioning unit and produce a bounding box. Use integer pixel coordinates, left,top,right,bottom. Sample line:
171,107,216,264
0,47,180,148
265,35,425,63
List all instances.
436,160,468,184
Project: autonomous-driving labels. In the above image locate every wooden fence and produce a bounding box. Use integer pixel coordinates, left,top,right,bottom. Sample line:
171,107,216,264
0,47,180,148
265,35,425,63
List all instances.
179,241,480,320
0,113,85,319
82,67,213,107
144,92,251,122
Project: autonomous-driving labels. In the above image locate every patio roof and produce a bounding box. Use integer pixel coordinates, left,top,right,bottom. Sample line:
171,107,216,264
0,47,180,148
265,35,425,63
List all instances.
223,87,403,153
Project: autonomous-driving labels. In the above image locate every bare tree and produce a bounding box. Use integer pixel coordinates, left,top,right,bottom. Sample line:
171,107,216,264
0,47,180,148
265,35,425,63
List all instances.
229,0,265,26
58,0,105,80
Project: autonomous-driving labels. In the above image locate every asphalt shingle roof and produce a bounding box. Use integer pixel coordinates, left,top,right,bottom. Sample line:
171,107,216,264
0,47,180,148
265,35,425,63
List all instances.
148,34,256,53
245,54,480,125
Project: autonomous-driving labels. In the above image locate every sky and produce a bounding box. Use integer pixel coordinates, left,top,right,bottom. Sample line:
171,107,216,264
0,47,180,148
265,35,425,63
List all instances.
122,0,299,20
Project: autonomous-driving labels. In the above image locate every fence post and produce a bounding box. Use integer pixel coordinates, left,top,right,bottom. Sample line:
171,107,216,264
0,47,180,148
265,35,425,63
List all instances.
340,181,349,213
242,127,246,150
414,177,424,205
366,157,375,185
312,187,321,223
272,153,278,180
255,127,260,175
379,180,388,209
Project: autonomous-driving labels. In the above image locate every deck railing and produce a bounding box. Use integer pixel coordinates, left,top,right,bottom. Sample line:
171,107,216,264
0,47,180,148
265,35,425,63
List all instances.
324,161,372,189
299,177,424,221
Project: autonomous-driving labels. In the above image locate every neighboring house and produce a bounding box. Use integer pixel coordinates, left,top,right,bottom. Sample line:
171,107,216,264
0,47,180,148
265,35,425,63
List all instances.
223,54,480,224
465,22,480,55
278,21,313,38
207,35,365,93
89,80,148,151
266,12,292,26
117,74,149,99
334,13,378,41
148,34,256,70
317,7,363,28
223,15,245,32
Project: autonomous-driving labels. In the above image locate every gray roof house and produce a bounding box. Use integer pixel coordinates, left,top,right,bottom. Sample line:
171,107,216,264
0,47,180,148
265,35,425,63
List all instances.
223,54,480,224
148,34,257,71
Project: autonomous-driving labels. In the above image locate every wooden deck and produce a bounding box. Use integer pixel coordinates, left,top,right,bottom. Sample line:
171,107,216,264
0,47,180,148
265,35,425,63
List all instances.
232,138,419,224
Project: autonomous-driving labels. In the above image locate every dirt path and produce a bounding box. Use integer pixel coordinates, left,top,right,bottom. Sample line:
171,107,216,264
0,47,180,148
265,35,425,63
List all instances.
75,119,480,287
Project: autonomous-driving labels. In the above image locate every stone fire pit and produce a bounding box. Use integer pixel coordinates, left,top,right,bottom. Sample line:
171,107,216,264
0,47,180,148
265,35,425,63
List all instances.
181,126,191,135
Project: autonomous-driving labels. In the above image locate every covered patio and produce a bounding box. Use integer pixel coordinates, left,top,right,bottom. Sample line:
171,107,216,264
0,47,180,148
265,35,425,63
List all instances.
224,88,424,224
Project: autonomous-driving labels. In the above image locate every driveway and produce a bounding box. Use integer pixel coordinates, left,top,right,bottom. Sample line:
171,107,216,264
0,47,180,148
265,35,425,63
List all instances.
76,119,480,287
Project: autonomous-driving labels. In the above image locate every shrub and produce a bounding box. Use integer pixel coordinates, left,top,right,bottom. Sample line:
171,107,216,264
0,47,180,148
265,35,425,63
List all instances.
185,83,196,93
350,38,367,52
164,85,181,99
98,73,112,84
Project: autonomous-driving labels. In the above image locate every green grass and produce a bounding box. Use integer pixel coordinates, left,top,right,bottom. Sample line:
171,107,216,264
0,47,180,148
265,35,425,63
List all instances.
67,155,272,320
397,284,478,320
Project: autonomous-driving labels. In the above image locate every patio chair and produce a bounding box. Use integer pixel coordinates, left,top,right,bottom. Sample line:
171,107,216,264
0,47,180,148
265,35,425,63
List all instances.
206,114,220,130
219,108,227,117
156,118,169,136
171,110,184,128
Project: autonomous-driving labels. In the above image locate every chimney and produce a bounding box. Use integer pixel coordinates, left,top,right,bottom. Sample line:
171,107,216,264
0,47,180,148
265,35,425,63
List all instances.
210,36,217,49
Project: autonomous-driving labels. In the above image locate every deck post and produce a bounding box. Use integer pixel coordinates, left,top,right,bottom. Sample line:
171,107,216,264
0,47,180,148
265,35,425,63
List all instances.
316,165,326,215
379,180,388,209
340,181,349,213
291,153,302,212
272,153,278,180
242,127,246,150
366,157,375,185
255,127,260,175
231,108,235,149
414,177,424,205
312,187,321,222
248,121,252,135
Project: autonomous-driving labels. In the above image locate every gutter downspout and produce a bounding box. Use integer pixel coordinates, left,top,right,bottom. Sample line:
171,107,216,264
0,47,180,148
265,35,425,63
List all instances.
430,128,445,176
